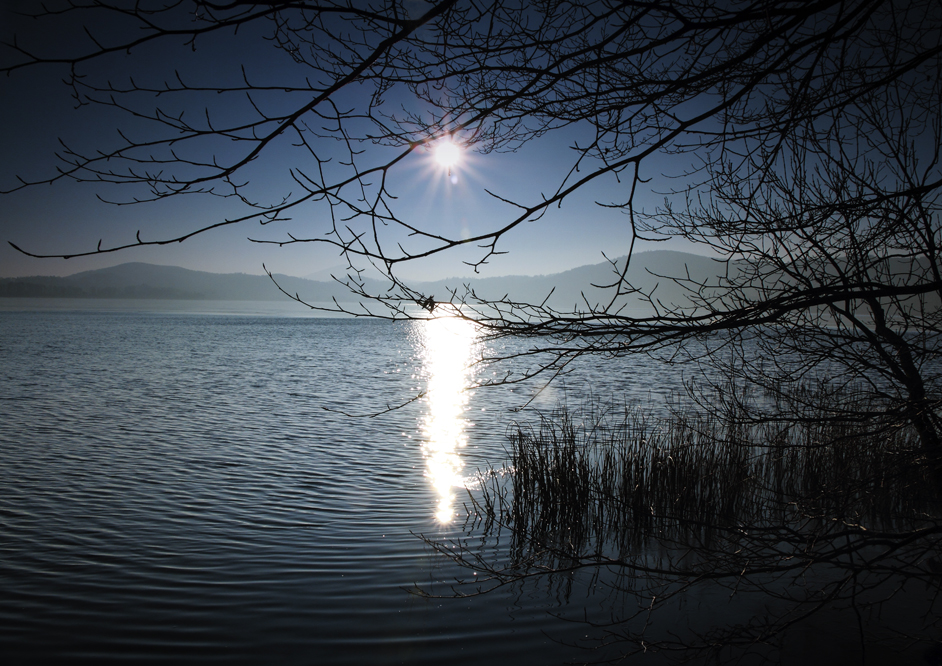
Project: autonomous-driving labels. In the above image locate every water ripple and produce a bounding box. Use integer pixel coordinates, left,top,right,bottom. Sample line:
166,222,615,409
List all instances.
0,310,619,665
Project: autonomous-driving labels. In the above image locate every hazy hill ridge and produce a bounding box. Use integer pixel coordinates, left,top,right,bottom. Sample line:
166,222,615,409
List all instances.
0,251,722,310
0,263,358,302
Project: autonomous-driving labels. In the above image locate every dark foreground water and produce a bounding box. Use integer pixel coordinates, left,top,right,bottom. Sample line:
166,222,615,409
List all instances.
0,300,936,665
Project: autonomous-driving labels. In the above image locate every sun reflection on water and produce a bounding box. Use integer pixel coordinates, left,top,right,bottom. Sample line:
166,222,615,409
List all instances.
418,310,478,524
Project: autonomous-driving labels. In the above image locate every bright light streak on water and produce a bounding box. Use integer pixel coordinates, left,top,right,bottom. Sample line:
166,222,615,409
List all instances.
418,311,479,523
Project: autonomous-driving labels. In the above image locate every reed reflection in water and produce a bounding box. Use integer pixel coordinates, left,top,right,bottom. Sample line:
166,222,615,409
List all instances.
418,312,479,523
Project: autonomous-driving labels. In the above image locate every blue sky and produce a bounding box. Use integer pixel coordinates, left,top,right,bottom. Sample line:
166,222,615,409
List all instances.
0,2,697,281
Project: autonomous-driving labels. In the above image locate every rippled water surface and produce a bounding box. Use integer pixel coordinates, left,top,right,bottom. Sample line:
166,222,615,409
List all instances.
1,304,673,665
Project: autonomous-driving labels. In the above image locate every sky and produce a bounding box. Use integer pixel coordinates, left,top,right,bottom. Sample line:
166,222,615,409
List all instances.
0,2,698,281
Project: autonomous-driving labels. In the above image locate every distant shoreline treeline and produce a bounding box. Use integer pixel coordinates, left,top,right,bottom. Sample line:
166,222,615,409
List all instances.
2,253,936,313
0,252,716,308
0,265,353,302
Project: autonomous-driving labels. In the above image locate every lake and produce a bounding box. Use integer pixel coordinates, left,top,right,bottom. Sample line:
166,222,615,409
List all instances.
0,300,686,665
1,299,936,665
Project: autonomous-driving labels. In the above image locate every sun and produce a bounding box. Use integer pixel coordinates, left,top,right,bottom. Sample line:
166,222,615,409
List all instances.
433,141,462,169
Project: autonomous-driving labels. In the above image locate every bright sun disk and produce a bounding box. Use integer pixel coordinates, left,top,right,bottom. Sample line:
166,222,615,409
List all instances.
434,141,461,169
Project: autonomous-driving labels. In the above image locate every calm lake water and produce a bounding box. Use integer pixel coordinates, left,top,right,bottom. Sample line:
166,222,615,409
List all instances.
2,299,935,665
1,299,684,665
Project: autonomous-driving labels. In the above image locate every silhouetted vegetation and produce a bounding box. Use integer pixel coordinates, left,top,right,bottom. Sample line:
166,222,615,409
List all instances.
421,389,942,663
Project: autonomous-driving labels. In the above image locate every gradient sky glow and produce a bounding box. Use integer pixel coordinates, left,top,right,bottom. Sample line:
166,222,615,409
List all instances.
0,2,698,281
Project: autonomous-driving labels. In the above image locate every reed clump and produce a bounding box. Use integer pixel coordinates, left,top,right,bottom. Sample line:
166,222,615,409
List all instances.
429,388,942,662
470,391,939,566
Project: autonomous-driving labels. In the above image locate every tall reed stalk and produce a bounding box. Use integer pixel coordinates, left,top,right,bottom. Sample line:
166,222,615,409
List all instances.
470,394,936,566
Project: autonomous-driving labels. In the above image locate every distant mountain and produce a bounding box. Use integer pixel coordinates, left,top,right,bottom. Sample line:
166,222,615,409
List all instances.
0,252,726,311
0,263,368,302
419,251,724,311
302,265,351,282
